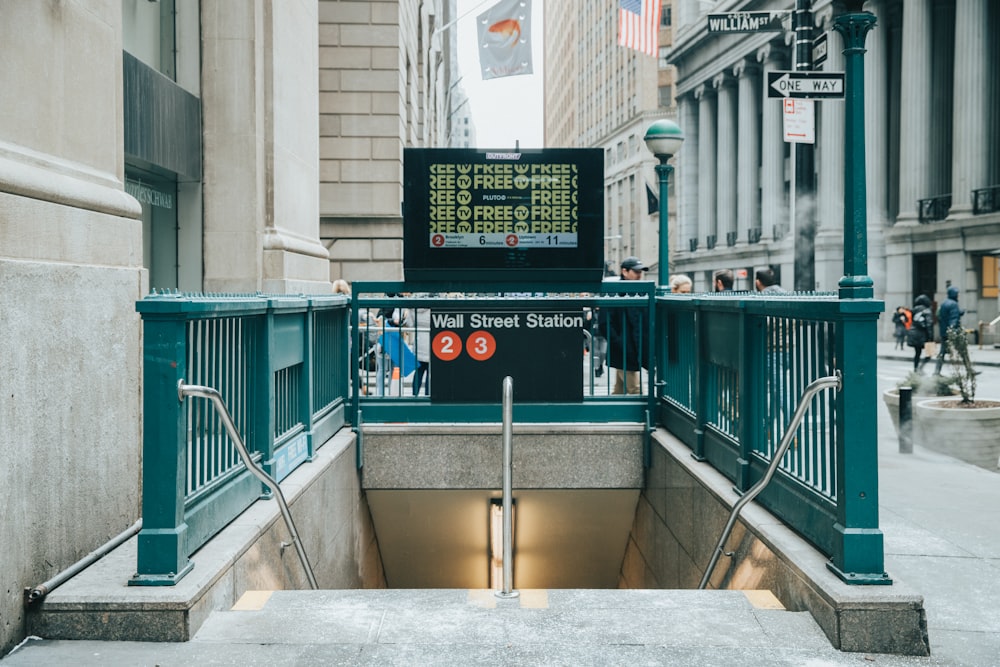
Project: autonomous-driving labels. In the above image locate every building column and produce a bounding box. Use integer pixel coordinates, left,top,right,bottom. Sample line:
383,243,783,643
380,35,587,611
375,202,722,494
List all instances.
815,8,845,291
894,0,932,224
928,2,955,199
758,44,784,243
676,0,698,32
202,1,329,294
949,0,990,216
864,0,889,296
696,84,717,250
735,59,760,245
714,72,738,247
678,93,700,256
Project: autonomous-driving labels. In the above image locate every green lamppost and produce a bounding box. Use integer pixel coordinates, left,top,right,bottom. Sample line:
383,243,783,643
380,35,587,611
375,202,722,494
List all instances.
830,2,890,588
833,2,877,300
643,119,684,290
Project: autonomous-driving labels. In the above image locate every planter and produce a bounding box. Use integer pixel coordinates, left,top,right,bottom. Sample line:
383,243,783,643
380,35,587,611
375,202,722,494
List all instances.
914,398,1000,471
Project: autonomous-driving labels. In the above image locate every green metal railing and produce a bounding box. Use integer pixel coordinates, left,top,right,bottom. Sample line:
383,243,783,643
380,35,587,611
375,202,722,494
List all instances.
658,291,888,584
131,285,886,586
349,281,657,427
130,292,348,585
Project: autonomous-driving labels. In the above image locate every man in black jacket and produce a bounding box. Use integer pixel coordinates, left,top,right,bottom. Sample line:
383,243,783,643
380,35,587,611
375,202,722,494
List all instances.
934,285,964,375
600,256,649,394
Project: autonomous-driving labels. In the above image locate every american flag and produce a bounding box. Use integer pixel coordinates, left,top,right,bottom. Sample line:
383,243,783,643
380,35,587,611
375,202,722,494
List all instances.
618,0,662,58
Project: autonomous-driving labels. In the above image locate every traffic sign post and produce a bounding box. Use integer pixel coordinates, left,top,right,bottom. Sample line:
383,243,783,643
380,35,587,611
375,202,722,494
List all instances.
767,70,844,99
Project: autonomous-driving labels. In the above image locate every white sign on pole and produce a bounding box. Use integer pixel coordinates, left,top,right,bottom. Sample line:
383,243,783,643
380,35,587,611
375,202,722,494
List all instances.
782,98,815,144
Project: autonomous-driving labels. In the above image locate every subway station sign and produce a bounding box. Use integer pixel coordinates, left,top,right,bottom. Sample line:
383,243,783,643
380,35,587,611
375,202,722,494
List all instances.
403,148,604,283
429,309,584,403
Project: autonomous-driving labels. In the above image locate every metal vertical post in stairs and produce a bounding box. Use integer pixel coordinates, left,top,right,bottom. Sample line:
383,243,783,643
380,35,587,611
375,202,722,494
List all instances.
496,376,519,599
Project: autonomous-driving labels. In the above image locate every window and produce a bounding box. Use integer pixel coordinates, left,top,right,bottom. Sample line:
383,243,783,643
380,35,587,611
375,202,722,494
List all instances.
982,255,999,298
658,85,673,108
661,6,672,27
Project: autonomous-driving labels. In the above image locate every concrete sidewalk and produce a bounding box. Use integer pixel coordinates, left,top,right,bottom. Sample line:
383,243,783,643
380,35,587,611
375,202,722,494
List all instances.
877,338,1000,367
874,343,1000,665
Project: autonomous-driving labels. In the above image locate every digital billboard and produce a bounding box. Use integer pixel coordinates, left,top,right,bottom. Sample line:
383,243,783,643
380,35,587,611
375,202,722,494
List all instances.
403,148,605,283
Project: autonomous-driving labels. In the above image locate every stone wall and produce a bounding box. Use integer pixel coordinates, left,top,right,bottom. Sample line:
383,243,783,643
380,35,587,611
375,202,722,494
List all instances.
621,430,930,655
26,431,384,643
0,0,144,656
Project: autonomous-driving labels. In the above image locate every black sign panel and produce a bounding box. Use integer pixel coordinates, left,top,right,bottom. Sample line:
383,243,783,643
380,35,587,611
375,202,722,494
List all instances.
812,32,828,68
429,309,584,403
403,148,604,283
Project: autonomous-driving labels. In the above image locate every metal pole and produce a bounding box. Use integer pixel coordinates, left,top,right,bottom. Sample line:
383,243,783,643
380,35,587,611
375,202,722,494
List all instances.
898,386,913,454
27,520,143,603
793,0,816,291
656,161,672,289
496,376,519,598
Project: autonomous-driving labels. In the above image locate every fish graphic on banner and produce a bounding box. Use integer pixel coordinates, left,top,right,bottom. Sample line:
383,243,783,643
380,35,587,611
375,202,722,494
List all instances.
477,0,532,80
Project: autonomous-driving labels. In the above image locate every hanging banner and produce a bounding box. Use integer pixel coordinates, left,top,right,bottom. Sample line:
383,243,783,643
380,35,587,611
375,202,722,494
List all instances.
477,0,532,80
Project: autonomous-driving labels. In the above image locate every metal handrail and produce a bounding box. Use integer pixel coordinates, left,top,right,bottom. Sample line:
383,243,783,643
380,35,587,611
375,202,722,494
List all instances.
495,375,518,599
178,381,318,590
698,372,842,590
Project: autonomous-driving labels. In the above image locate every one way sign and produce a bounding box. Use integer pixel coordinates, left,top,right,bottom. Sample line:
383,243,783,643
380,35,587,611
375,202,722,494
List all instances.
767,71,845,99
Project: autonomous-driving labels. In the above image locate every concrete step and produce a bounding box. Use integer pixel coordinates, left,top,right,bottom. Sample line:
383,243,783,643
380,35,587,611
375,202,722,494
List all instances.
6,588,942,665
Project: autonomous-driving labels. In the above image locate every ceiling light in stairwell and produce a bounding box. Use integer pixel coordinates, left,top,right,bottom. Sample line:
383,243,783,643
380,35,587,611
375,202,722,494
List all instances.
489,498,515,590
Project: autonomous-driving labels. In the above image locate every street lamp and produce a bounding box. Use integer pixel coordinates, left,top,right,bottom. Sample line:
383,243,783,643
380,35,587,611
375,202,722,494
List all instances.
643,119,684,290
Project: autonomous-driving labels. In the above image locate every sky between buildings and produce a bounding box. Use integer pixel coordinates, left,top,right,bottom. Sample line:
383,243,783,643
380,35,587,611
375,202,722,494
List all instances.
455,0,545,149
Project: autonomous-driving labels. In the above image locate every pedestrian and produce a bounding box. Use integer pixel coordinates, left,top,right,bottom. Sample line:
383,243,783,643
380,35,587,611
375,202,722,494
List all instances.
669,274,692,293
585,307,607,377
714,269,734,292
407,304,431,396
599,256,649,395
907,294,935,372
891,306,910,350
755,266,786,294
934,285,964,375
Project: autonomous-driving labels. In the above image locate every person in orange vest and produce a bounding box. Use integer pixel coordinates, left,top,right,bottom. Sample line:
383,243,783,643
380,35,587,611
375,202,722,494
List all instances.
892,305,912,350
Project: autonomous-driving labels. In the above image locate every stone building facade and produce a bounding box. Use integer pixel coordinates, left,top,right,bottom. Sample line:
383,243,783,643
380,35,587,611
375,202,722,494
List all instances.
544,0,677,281
0,0,445,654
669,0,1000,333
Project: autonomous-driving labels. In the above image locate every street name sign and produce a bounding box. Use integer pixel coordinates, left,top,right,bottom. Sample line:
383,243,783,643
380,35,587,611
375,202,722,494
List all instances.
812,32,828,68
767,71,845,99
707,12,784,33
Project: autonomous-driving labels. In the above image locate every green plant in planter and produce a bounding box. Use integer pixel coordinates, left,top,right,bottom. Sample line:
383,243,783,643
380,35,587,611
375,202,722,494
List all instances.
895,370,957,397
945,326,976,404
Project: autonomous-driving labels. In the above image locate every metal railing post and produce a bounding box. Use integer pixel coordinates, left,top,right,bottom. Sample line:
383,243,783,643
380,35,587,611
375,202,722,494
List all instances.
131,312,193,585
496,375,519,599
